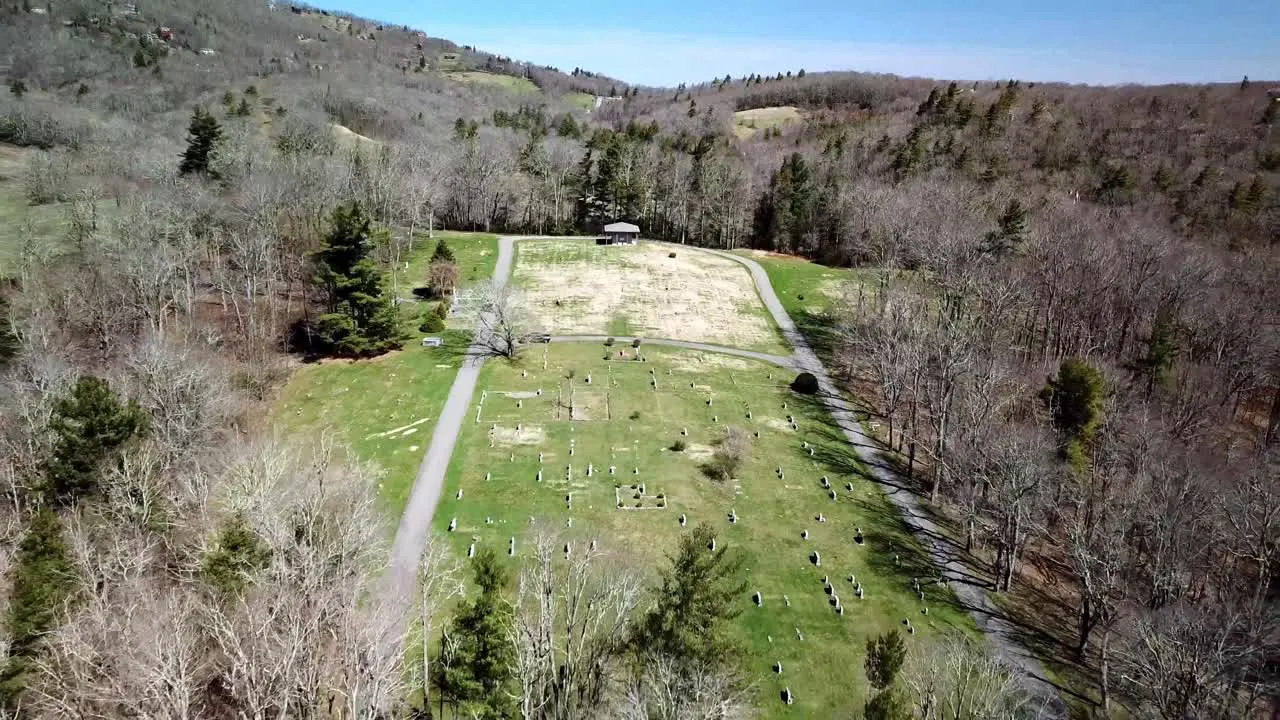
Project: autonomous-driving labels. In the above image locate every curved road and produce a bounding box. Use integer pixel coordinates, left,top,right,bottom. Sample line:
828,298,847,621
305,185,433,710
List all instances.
386,237,1065,717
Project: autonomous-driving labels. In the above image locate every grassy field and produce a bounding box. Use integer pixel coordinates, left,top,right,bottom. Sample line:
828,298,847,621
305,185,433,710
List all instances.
733,106,804,139
0,144,73,273
273,233,496,513
435,342,975,716
564,92,596,111
272,330,471,513
445,71,540,94
513,240,788,354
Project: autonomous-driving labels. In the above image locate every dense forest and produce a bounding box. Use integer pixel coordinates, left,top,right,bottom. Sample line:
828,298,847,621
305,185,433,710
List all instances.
0,0,1277,716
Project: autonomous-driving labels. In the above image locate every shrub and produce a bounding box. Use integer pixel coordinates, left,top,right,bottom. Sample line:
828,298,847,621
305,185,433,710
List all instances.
630,410,641,420
791,372,819,395
671,439,687,451
420,308,446,333
276,115,336,156
704,426,751,481
605,337,615,346
632,338,642,349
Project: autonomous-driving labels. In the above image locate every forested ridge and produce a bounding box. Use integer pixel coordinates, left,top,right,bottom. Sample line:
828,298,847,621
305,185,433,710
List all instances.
0,0,1278,716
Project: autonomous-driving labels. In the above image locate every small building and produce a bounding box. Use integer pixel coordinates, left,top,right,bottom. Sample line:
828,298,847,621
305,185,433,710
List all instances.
421,336,443,348
599,221,640,245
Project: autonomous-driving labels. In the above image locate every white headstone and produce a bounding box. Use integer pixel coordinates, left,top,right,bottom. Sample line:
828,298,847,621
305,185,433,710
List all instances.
448,518,457,532
753,591,762,606
801,530,809,540
467,541,476,557
679,514,687,527
457,489,463,499
509,537,516,556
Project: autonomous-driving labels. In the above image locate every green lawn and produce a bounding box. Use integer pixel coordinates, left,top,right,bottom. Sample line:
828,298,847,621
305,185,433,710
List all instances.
445,71,540,95
435,342,975,717
272,329,471,514
564,92,595,111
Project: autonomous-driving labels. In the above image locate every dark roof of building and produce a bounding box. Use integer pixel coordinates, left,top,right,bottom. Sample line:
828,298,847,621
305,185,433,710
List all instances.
603,222,640,233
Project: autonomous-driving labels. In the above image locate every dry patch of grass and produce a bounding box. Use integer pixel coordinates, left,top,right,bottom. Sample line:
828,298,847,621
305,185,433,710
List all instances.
513,240,785,353
331,123,380,148
733,106,804,138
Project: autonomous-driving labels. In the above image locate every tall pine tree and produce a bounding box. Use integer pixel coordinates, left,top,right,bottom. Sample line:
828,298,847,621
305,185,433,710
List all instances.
311,202,402,357
178,107,223,177
44,376,148,505
435,549,514,719
2,509,76,703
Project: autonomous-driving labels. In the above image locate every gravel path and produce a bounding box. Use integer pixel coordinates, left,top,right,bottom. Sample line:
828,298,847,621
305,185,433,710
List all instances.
385,238,1066,716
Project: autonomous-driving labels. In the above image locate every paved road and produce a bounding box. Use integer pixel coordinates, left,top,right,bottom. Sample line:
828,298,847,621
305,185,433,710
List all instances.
384,235,518,605
386,237,1065,716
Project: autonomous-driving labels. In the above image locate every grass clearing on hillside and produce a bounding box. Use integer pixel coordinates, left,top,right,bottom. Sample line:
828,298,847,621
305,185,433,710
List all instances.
436,342,975,716
393,231,498,329
445,71,539,94
734,106,804,139
514,240,787,354
564,92,595,111
0,143,107,273
272,330,471,513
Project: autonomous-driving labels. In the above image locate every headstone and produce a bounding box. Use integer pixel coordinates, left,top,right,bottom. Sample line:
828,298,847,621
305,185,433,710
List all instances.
848,574,855,583
810,550,821,566
537,470,543,482
810,448,816,456
509,537,516,556
782,688,793,705
448,518,457,532
634,467,639,475
610,465,616,475
486,472,491,481
783,595,790,607
854,529,865,544
510,454,515,462
754,431,760,438
590,539,597,551
679,514,687,527
468,542,475,558
773,661,783,674
856,586,864,599
567,518,573,528
708,538,716,552
753,591,762,606
485,516,492,524
795,627,803,641
846,482,854,491
587,463,593,476
837,604,845,615
829,490,836,500
747,411,752,419
712,415,718,422
517,400,522,408
707,398,713,406
803,442,809,449
821,477,830,489
539,452,544,463
564,542,571,556
585,373,591,384
824,582,833,595
801,530,809,540
522,371,527,378
817,513,826,523
922,607,929,615
457,489,463,500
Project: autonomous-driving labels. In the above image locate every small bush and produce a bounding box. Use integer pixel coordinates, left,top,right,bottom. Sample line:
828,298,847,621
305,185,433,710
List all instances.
632,338,642,349
668,252,676,258
420,310,446,333
791,372,820,395
605,337,615,346
630,410,641,420
671,439,687,451
703,426,752,481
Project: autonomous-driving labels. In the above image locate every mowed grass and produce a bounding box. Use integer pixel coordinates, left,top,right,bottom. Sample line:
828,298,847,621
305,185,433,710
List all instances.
513,240,788,354
445,71,540,94
733,106,804,139
435,342,975,716
272,330,471,513
564,92,596,111
394,231,498,327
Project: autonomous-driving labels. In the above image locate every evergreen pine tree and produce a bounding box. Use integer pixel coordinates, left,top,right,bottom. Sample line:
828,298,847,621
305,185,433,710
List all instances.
1,509,76,701
983,199,1028,256
178,107,223,177
311,202,403,356
430,237,456,264
201,514,272,595
892,126,927,176
633,523,746,666
0,294,17,367
916,87,939,117
687,98,697,118
44,376,147,505
1040,358,1105,471
865,630,907,690
1240,75,1250,91
1131,309,1179,398
435,549,514,718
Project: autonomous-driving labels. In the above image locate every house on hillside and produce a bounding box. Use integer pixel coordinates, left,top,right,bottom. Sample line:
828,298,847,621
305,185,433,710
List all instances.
598,222,640,245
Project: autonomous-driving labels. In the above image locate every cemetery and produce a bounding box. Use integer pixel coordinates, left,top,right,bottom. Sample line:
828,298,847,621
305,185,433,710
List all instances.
434,341,974,713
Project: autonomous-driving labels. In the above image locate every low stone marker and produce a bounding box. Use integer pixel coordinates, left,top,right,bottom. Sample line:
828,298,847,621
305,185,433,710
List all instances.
448,518,457,532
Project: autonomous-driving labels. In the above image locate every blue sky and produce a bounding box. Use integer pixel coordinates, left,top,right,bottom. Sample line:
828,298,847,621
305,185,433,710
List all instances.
335,0,1279,86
